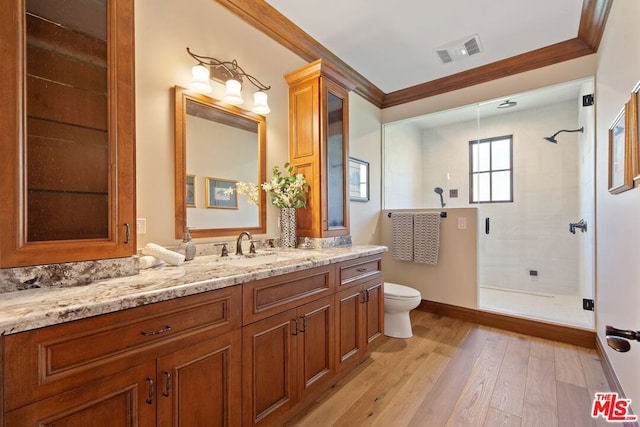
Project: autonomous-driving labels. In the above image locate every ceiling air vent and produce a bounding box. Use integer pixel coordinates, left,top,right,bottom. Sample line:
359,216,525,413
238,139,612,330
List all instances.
434,34,483,64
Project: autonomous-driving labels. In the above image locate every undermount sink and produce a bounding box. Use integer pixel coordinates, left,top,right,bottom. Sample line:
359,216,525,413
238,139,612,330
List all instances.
218,253,296,267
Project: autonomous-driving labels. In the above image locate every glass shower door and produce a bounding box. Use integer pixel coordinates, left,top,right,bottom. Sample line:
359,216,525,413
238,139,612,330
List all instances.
475,79,595,329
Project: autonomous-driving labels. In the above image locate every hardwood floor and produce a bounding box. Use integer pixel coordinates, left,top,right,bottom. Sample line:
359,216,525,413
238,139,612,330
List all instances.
285,309,614,427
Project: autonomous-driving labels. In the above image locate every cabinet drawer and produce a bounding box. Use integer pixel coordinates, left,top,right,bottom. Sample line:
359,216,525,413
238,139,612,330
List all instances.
4,285,241,411
243,265,335,325
339,255,382,287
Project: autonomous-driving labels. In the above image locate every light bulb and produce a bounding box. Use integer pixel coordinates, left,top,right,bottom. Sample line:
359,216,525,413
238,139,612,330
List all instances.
189,65,212,93
251,91,270,115
223,79,243,105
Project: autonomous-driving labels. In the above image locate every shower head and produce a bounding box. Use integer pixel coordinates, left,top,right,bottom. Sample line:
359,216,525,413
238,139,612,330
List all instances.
434,187,446,208
543,127,584,144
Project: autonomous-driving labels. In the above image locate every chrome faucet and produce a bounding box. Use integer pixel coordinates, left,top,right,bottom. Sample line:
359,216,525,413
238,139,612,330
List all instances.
235,231,254,255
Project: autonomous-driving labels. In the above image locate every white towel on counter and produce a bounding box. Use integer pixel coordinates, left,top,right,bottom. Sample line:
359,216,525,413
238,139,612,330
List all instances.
141,243,185,266
413,212,441,264
391,212,414,261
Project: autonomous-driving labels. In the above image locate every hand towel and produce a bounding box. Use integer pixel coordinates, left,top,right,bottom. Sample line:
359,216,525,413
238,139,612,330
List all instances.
391,212,414,261
413,212,440,264
141,243,185,266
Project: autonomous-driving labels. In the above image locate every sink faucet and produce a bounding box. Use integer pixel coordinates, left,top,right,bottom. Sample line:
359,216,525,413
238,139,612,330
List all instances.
236,231,254,255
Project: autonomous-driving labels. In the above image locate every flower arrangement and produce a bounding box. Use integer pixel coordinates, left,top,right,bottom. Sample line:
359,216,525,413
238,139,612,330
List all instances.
261,163,309,208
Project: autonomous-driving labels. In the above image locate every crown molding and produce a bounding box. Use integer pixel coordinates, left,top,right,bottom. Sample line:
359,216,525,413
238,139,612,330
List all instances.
215,0,612,109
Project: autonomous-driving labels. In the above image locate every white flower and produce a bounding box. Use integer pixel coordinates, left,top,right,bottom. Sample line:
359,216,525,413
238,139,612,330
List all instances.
261,163,309,208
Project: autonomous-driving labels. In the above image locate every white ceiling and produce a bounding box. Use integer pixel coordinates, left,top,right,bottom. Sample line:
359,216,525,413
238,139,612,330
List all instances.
265,0,584,93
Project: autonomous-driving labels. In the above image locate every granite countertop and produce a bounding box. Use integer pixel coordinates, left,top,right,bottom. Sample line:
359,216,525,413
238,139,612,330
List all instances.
0,245,387,335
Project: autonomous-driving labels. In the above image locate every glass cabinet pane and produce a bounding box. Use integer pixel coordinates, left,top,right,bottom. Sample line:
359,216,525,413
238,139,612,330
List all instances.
326,91,344,229
25,0,109,241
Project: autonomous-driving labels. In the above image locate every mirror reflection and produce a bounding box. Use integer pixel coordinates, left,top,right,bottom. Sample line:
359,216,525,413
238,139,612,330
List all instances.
174,87,266,239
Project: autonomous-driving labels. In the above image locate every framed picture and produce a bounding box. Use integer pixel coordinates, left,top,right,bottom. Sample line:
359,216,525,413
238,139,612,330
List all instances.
349,157,369,202
185,174,196,207
608,104,633,194
631,81,640,182
205,177,238,209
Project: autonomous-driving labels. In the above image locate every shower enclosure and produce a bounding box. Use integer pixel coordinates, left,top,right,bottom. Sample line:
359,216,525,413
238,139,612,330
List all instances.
383,78,595,329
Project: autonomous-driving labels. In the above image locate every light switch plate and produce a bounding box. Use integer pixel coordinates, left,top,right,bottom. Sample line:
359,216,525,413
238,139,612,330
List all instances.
136,218,147,234
457,217,467,229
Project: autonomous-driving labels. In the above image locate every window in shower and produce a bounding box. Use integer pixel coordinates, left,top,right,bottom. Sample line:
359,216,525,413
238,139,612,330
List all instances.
469,135,513,203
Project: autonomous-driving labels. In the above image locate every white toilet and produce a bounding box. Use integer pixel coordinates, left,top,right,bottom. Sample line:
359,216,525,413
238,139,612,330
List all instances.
383,282,422,338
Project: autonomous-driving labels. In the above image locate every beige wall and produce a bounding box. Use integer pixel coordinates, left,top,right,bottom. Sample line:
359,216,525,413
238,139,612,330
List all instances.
349,94,383,245
380,208,478,309
594,0,640,408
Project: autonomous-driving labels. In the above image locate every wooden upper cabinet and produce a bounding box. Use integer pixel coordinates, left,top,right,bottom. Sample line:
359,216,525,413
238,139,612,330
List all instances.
0,0,136,267
285,60,354,238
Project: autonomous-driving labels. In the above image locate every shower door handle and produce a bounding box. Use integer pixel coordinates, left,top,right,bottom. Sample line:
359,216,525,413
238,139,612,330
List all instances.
485,217,490,234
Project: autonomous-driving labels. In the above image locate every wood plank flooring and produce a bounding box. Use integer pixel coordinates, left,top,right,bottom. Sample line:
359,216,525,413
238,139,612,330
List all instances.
285,309,614,427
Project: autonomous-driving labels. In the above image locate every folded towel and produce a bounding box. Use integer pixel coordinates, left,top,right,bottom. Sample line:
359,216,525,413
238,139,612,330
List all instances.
391,212,414,261
141,243,185,266
413,212,440,264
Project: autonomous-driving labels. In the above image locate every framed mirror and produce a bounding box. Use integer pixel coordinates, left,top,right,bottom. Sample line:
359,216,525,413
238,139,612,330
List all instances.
174,86,266,239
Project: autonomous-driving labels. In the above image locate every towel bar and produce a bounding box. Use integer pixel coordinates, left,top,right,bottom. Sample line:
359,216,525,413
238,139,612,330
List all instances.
387,212,447,218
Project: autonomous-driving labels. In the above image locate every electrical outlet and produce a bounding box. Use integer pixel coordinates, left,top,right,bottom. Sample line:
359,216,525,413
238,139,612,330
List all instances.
136,218,147,234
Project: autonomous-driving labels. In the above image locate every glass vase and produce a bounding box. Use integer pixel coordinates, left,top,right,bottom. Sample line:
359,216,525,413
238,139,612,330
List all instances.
280,207,297,248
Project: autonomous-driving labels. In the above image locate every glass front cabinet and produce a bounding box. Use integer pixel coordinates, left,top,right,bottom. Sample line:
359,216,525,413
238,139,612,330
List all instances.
285,60,354,239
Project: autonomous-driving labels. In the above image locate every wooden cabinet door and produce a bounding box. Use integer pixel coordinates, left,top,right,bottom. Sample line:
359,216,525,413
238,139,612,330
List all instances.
5,361,156,427
335,285,365,372
0,0,136,267
242,309,298,426
157,330,241,427
296,296,335,399
363,279,384,353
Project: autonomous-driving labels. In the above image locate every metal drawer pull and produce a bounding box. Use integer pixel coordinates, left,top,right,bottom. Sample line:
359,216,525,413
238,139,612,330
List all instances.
356,268,367,272
299,316,306,333
163,371,172,397
141,325,172,336
146,376,154,404
292,318,298,336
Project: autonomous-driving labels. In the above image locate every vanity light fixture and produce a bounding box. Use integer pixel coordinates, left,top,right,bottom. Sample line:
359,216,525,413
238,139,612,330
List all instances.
186,47,271,114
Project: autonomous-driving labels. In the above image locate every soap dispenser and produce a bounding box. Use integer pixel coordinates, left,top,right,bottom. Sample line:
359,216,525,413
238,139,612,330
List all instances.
181,228,196,261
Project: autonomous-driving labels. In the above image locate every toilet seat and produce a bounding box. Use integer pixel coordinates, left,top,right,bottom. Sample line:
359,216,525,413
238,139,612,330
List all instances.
384,282,420,300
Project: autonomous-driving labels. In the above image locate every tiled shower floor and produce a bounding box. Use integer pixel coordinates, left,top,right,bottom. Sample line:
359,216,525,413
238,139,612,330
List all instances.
478,286,594,329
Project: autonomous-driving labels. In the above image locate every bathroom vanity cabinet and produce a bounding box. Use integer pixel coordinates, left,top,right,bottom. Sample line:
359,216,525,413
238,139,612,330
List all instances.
1,253,384,426
4,287,242,426
335,255,385,372
241,266,337,426
0,0,136,267
285,60,355,239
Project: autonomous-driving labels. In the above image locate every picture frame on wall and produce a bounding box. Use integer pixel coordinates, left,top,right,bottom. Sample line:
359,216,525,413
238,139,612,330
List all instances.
349,157,369,202
205,177,238,209
608,104,633,194
631,81,640,182
185,174,196,207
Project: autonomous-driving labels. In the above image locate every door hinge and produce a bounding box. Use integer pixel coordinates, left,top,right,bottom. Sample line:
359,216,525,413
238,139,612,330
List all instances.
582,298,594,311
